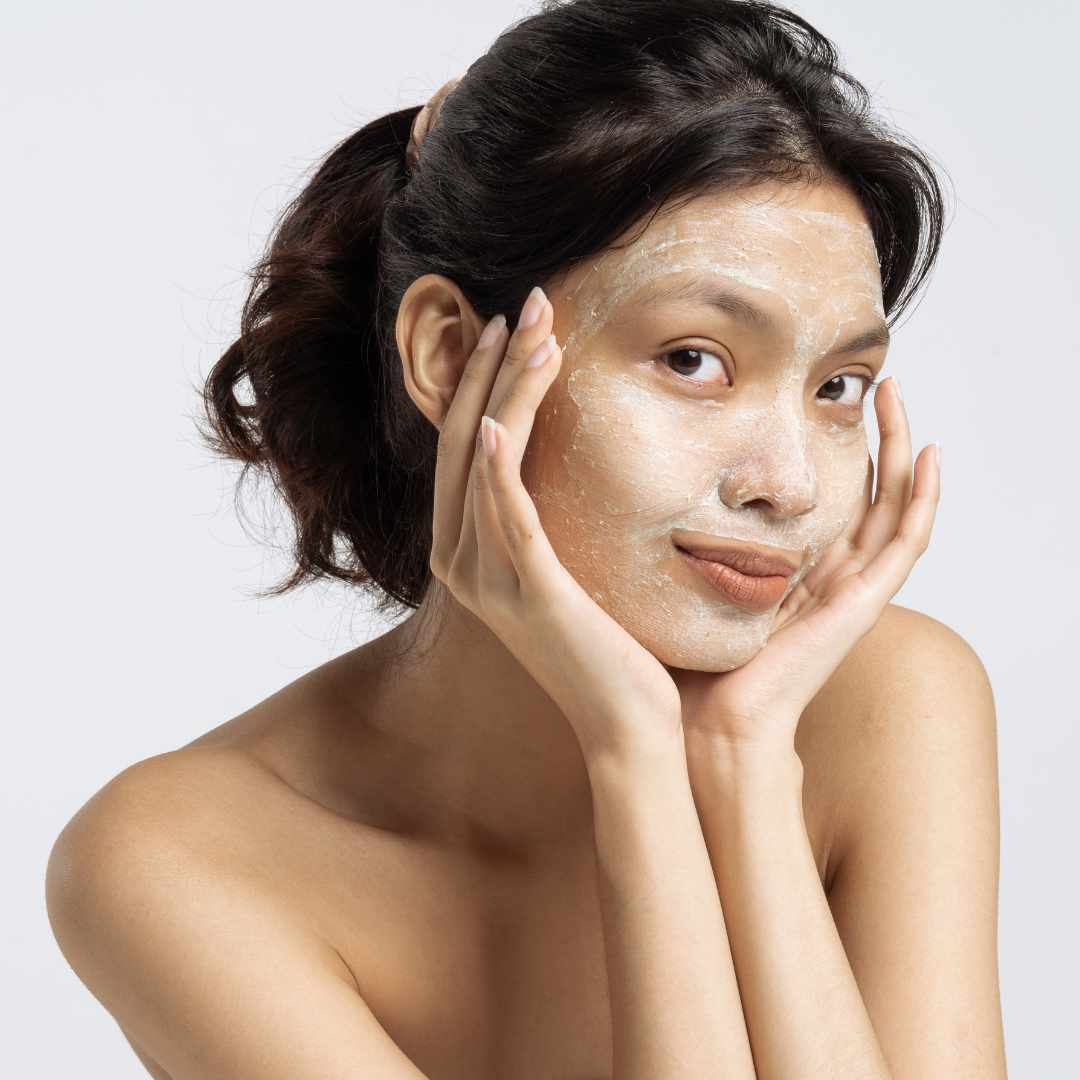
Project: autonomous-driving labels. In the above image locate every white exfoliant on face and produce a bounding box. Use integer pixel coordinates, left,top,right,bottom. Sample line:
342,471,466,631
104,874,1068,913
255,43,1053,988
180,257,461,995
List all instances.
527,186,885,671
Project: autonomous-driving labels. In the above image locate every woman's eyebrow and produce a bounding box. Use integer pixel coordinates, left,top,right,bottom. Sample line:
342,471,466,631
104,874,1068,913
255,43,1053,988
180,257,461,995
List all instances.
639,278,781,336
827,322,891,356
634,277,890,354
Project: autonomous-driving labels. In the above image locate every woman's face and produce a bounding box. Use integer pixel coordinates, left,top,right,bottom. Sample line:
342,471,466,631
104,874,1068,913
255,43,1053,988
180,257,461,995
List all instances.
523,181,888,671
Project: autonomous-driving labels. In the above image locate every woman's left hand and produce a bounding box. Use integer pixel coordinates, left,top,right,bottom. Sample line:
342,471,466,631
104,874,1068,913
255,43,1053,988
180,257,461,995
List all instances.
673,377,941,756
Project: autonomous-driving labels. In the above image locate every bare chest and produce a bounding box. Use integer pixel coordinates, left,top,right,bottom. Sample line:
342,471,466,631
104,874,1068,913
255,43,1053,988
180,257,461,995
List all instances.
270,787,834,1080
313,833,614,1080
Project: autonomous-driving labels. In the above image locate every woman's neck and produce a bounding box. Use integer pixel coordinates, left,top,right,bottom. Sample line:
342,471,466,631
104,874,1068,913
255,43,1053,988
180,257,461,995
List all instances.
324,587,595,855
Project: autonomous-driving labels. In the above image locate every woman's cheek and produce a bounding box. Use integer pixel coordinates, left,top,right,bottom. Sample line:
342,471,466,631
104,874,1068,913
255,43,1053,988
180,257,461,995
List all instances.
802,424,870,558
522,372,608,584
522,365,772,672
523,371,654,586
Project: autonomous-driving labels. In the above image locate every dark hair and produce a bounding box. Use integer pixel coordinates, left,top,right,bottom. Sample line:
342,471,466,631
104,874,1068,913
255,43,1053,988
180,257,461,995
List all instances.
204,0,945,609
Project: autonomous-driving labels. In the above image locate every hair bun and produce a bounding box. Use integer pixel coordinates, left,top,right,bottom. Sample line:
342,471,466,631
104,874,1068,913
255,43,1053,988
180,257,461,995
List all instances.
405,74,465,170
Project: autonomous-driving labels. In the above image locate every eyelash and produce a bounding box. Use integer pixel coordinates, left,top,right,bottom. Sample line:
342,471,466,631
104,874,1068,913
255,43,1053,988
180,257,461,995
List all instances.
815,372,878,407
657,348,878,405
659,347,731,384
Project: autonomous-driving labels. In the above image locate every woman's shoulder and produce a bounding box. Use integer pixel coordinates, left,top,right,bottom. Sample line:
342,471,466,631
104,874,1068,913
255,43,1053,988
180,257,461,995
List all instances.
46,744,284,936
798,605,997,870
45,708,412,1077
857,601,986,673
801,603,994,746
47,639,402,941
48,671,349,941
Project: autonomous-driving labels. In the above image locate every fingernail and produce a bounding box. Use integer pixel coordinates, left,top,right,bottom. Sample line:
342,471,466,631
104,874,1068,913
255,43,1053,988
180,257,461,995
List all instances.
892,376,903,402
481,415,497,458
934,441,941,468
518,286,547,329
524,334,557,369
477,314,506,350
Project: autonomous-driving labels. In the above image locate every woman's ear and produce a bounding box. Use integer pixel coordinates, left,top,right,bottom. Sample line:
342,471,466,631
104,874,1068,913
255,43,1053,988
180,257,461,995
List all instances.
396,275,486,428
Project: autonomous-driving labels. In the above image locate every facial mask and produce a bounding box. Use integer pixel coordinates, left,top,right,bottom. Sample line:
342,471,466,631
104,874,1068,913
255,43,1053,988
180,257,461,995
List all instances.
530,191,884,671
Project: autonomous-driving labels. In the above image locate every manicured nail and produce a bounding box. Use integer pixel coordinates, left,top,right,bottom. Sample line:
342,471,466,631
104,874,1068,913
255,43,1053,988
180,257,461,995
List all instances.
524,334,557,369
481,415,497,458
477,314,506,350
518,286,547,329
892,376,903,402
934,441,941,468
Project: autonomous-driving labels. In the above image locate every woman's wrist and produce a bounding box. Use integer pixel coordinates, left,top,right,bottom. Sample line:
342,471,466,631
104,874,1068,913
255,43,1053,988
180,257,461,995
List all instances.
558,693,686,772
684,726,805,809
580,715,688,782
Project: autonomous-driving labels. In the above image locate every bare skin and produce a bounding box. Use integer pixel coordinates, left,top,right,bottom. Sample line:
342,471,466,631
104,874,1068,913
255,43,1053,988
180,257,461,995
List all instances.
47,182,1005,1080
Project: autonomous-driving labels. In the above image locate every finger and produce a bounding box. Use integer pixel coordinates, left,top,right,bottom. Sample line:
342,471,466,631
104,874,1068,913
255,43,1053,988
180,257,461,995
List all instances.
450,304,552,591
855,376,913,557
894,440,941,553
772,442,938,687
431,315,508,577
493,337,563,467
850,441,941,604
479,417,563,586
466,425,522,602
783,440,938,632
484,286,555,420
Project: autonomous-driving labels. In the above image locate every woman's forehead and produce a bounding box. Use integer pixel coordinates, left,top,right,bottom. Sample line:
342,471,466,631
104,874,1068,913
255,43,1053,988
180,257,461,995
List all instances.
560,187,885,357
610,197,877,283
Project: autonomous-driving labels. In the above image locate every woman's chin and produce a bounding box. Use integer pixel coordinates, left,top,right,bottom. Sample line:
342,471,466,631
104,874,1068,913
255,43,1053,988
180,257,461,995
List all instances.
567,559,778,673
617,605,773,673
653,641,765,673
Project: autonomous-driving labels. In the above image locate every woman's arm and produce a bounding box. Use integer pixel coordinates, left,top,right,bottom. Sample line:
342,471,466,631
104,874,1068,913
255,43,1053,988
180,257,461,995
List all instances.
671,383,1000,1080
807,609,1003,1078
687,741,891,1080
586,734,755,1079
438,293,757,1079
683,612,1003,1080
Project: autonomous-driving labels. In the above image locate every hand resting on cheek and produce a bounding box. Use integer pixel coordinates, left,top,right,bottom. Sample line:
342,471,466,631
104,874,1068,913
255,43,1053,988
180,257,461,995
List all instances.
424,211,940,1075
431,214,939,764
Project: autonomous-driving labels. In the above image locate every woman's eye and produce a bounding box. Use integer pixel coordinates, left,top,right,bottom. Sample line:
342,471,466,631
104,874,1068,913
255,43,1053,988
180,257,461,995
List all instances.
665,348,729,384
817,374,866,406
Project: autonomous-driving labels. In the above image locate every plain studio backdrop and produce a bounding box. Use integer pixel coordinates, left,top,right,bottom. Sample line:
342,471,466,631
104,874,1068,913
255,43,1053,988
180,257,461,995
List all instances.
2,1,1076,1075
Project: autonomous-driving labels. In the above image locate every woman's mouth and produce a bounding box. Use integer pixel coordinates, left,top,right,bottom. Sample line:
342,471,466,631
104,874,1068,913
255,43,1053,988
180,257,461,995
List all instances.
675,541,800,612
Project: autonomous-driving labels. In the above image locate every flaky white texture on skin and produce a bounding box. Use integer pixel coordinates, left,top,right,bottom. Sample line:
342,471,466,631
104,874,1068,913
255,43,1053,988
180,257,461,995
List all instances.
529,192,884,671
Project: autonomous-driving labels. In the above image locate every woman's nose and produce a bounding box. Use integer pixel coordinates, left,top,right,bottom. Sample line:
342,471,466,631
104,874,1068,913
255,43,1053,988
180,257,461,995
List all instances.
717,417,819,518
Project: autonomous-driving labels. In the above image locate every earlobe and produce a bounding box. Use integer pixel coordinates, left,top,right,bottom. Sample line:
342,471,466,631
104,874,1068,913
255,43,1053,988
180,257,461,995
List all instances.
397,275,485,428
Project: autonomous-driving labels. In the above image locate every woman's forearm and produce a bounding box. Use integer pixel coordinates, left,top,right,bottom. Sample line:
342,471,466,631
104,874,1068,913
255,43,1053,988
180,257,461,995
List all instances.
585,732,756,1080
686,735,890,1080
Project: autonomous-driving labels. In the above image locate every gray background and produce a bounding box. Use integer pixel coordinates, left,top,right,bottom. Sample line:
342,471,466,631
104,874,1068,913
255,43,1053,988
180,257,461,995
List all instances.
3,1,1076,1075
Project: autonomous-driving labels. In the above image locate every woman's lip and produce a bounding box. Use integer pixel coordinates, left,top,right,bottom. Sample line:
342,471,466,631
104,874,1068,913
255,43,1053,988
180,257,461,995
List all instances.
676,544,799,579
676,544,798,612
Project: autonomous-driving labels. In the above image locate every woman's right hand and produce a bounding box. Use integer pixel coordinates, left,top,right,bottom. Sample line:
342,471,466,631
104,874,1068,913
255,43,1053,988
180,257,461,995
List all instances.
431,289,759,1080
429,290,683,761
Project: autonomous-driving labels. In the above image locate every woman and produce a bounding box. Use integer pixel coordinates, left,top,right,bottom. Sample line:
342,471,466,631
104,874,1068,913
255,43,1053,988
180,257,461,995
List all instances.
46,1,1005,1077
